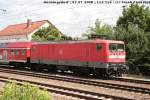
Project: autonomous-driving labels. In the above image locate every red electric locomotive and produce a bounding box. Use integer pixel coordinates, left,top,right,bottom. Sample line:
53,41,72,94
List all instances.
30,39,128,77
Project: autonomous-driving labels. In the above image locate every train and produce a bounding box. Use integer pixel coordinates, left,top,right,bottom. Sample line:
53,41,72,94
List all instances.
0,39,129,77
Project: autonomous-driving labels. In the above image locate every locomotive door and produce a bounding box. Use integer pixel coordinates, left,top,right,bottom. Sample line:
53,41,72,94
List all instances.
86,48,90,58
3,50,8,62
85,44,91,61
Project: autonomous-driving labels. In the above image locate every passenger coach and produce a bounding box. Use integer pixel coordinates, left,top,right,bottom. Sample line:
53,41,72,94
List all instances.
0,42,32,67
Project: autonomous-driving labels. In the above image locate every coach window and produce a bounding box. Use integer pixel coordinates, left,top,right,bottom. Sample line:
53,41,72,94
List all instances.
96,44,102,52
15,50,19,56
22,50,26,55
11,50,15,56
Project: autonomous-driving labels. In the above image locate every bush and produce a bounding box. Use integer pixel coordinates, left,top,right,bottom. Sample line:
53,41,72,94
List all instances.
0,81,51,100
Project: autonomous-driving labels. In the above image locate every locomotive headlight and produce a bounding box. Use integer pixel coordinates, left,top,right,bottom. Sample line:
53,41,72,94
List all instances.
109,55,125,59
109,55,117,59
118,55,125,59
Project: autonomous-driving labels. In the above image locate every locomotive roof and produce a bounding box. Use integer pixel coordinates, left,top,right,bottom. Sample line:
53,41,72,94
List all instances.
33,39,124,44
0,39,124,49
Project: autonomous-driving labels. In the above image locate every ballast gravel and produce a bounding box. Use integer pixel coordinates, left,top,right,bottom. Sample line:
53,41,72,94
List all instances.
0,72,149,100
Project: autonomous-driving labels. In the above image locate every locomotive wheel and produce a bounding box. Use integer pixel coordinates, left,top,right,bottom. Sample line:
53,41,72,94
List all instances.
106,69,116,78
116,71,122,77
121,69,128,77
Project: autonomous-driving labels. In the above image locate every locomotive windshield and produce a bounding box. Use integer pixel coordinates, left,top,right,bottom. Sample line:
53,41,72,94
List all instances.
109,43,124,51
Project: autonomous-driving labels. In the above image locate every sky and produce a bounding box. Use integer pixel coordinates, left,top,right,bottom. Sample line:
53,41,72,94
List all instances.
0,0,150,37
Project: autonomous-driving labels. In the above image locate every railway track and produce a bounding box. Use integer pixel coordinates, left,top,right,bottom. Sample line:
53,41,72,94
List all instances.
113,77,150,85
0,75,133,100
1,65,150,85
0,67,149,95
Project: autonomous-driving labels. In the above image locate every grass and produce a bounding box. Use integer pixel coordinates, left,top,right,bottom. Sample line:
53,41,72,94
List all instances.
0,81,51,100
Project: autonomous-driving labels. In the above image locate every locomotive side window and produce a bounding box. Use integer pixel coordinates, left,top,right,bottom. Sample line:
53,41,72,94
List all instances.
96,44,102,52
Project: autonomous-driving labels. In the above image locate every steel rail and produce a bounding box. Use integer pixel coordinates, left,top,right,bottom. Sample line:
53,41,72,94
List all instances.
0,75,133,100
0,67,149,94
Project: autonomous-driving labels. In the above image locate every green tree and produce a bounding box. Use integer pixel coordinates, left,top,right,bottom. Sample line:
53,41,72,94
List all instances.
115,24,148,74
0,81,51,100
137,50,150,76
115,4,150,75
61,34,73,40
32,26,62,41
117,3,150,32
83,19,113,39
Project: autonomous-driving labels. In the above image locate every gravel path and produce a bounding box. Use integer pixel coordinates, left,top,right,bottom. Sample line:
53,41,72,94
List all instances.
0,72,149,100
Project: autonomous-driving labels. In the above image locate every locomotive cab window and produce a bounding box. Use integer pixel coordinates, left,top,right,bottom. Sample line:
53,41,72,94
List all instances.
96,44,102,52
117,44,124,51
109,43,124,51
109,43,117,51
